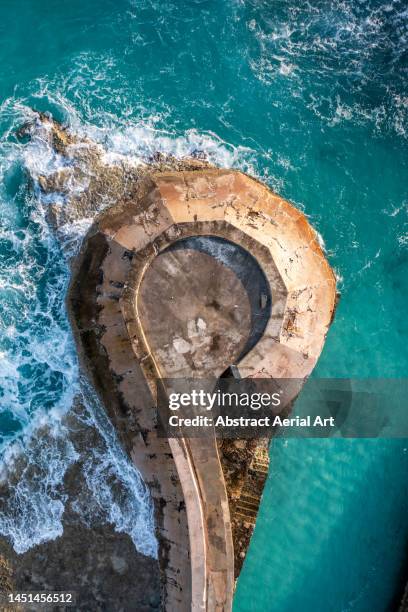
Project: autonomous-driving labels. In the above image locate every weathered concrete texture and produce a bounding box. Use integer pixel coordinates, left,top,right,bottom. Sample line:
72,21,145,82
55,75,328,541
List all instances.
165,236,272,360
69,230,192,611
67,166,336,611
138,247,252,378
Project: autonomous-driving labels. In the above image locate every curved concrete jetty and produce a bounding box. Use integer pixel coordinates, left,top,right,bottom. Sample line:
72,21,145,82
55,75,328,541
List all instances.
68,166,337,611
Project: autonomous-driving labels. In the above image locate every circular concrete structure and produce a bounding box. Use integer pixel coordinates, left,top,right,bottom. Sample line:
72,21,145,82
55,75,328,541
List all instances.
138,236,272,379
138,246,252,379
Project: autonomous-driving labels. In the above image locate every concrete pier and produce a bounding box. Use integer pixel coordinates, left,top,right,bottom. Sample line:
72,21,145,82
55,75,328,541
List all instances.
68,167,337,611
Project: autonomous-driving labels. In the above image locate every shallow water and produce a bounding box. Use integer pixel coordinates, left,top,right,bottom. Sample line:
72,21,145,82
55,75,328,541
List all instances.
0,1,407,610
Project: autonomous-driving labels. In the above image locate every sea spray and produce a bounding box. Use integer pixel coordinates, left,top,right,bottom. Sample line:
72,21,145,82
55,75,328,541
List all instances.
0,416,78,554
70,383,158,559
0,103,160,556
0,95,250,558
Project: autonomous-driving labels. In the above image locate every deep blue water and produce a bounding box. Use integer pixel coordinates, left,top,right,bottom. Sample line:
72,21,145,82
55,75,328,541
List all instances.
0,1,407,610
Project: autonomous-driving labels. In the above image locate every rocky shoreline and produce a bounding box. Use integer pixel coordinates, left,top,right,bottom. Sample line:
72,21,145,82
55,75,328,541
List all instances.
0,400,160,612
0,113,336,611
0,114,218,611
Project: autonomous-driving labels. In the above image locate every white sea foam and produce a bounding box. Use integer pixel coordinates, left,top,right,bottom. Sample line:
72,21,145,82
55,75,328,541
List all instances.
6,9,400,552
246,0,407,138
0,100,153,556
56,218,94,258
73,385,158,558
0,82,261,559
0,415,79,554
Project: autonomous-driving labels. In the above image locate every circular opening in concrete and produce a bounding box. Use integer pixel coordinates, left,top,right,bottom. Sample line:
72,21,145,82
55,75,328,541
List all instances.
167,236,272,359
137,235,271,378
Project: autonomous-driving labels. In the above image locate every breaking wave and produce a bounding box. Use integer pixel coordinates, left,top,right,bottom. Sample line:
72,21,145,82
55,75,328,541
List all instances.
0,75,254,557
244,0,408,138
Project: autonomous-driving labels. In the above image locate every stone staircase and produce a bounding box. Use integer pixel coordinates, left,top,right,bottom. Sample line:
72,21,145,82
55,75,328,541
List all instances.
230,444,270,576
234,446,269,520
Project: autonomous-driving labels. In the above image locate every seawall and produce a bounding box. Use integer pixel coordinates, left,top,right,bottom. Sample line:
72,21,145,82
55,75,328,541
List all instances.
68,167,336,610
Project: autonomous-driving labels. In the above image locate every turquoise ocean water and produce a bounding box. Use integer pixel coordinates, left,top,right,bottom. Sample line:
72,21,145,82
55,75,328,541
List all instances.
0,1,407,610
